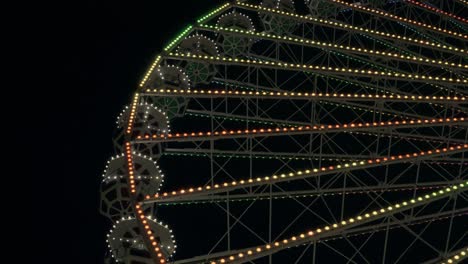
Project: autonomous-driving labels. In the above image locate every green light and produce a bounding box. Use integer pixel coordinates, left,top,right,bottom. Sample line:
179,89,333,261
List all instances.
196,3,231,24
164,25,193,52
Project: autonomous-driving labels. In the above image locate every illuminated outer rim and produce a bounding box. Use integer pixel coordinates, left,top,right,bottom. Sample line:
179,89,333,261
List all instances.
111,1,468,263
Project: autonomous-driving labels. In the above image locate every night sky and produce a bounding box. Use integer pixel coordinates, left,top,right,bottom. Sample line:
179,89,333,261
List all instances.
71,1,220,263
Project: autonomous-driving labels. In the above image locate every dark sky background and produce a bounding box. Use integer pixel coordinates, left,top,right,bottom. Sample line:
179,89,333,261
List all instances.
67,1,221,263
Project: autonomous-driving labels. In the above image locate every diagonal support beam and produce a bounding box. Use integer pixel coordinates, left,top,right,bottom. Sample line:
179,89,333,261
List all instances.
156,181,463,205
194,182,467,264
142,145,467,203
142,88,467,104
233,1,467,57
134,118,467,143
172,209,466,264
164,53,468,86
196,24,468,71
403,0,467,25
327,0,468,41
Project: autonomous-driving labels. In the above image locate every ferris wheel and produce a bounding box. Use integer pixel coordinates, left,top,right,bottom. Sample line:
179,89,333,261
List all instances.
100,0,468,263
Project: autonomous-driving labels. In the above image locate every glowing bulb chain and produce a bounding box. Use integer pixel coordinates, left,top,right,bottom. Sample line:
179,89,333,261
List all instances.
134,118,467,143
165,53,468,85
142,145,467,203
206,181,467,264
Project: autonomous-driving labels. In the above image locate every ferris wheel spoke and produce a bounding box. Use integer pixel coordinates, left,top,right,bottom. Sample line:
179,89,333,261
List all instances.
169,190,465,263
455,0,468,6
196,24,467,72
199,87,441,122
142,145,466,203
214,62,467,103
134,118,466,143
155,180,462,205
186,98,460,121
200,80,459,119
403,0,467,25
326,0,468,41
142,88,467,104
160,123,464,154
338,209,467,244
163,147,468,161
162,149,468,167
350,34,468,89
421,246,468,264
233,1,467,57
289,210,465,264
147,92,465,120
201,182,466,264
163,53,467,86
216,71,468,98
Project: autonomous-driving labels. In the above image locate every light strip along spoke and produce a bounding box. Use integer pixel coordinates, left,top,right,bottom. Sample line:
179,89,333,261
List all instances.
355,34,467,95
422,246,468,264
164,148,368,161
197,24,468,71
456,0,468,6
155,181,462,205
215,67,467,104
217,73,466,99
164,53,468,86
212,69,468,117
354,30,468,93
403,0,468,25
212,79,464,119
203,182,467,264
134,118,467,143
327,0,468,41
143,88,467,104
142,145,467,203
172,209,465,264
212,78,435,119
251,50,468,96
223,31,465,79
317,209,467,243
437,247,468,264
234,1,467,56
163,148,468,161
195,2,231,24
139,1,229,87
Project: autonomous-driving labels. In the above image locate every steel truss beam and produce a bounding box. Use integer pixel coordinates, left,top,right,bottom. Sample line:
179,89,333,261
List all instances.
134,119,467,143
326,0,468,41
174,184,466,264
164,53,467,86
156,180,463,205
196,24,468,72
421,245,468,263
142,145,466,203
233,2,467,57
171,209,466,264
142,88,467,104
163,148,468,161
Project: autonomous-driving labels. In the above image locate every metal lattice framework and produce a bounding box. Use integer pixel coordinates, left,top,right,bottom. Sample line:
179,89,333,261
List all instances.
101,0,468,263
